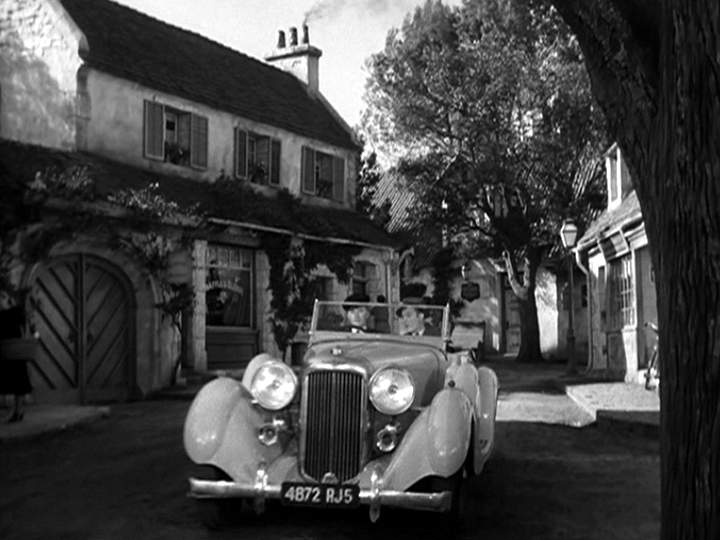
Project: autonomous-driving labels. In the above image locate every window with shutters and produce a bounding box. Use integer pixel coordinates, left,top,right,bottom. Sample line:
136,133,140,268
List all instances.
143,100,208,169
234,129,281,186
301,146,345,202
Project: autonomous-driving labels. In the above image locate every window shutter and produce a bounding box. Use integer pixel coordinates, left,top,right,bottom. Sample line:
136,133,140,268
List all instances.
270,140,281,186
301,146,315,193
255,137,270,184
332,156,345,202
190,114,208,168
143,100,164,159
235,128,247,178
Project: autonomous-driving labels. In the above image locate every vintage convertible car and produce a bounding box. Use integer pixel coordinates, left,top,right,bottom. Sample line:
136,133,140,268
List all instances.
183,300,498,526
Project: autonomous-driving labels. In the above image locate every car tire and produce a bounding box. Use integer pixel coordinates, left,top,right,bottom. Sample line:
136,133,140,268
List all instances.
193,465,243,529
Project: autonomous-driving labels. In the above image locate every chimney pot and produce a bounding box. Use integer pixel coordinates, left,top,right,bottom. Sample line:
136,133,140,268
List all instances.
277,30,286,49
289,26,298,46
302,24,309,44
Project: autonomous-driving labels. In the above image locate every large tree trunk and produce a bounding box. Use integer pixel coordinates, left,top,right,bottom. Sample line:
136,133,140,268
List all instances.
550,1,720,538
504,247,543,363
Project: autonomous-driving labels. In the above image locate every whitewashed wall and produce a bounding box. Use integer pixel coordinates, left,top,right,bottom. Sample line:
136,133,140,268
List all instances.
0,0,83,148
82,70,358,208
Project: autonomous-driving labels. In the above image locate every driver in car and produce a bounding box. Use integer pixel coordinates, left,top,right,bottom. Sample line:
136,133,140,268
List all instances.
397,298,440,336
343,293,372,333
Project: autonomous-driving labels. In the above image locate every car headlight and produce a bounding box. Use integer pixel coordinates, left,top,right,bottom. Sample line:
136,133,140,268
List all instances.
369,368,415,415
250,361,297,410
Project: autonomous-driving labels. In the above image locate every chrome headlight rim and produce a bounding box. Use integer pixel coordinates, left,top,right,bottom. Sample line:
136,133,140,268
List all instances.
369,367,415,415
250,360,298,411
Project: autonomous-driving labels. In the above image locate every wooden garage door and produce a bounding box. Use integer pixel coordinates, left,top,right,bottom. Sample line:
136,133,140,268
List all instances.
30,255,134,404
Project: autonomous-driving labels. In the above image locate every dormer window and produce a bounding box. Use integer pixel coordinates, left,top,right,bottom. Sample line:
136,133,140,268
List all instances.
301,146,345,202
235,128,281,186
143,100,208,169
605,143,633,209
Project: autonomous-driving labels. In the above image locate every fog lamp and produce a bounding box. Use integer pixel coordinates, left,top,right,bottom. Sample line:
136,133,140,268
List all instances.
258,423,279,446
376,424,399,452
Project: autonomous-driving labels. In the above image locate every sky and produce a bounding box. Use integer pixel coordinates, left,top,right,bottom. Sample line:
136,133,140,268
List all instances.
112,0,462,129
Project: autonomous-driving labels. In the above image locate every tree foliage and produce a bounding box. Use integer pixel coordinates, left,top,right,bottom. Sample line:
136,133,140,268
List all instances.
362,0,608,361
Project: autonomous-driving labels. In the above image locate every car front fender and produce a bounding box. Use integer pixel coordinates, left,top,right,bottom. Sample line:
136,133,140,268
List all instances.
378,387,473,491
183,376,283,483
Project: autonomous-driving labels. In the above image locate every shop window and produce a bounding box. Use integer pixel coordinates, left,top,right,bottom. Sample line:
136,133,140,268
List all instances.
143,100,208,168
205,245,254,327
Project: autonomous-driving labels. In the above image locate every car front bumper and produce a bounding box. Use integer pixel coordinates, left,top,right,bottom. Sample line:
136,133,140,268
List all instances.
188,465,453,521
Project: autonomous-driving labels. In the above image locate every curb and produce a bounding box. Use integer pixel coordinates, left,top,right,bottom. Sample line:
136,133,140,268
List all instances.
0,405,111,442
558,381,659,438
595,410,659,438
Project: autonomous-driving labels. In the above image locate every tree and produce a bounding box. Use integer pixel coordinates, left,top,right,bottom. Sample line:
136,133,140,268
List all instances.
362,0,607,362
546,1,720,538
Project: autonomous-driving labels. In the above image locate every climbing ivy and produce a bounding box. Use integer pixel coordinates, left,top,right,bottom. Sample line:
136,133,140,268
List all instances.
0,167,197,325
262,232,361,359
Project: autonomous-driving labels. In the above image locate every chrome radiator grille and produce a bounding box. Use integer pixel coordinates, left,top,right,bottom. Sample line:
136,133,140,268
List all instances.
301,370,365,482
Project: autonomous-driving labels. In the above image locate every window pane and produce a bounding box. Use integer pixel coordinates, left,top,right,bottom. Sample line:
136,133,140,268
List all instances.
206,246,254,328
302,146,315,193
251,135,270,185
332,155,344,201
316,152,333,199
270,140,281,185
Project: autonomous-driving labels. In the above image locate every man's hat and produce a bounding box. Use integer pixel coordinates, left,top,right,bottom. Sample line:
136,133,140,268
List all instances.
343,292,370,312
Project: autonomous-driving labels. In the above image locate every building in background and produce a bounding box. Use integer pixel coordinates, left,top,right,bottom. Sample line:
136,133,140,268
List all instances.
575,143,656,382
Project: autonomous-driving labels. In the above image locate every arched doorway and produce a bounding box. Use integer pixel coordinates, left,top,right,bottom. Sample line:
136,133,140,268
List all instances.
29,254,135,404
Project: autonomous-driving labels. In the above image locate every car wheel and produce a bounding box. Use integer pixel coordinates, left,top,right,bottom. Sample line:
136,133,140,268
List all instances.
193,465,243,529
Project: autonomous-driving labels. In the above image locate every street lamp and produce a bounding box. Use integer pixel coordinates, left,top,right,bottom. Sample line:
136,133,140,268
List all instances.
560,219,579,375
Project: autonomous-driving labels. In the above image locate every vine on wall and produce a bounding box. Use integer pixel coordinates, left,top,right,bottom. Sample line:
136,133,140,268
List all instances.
1,168,196,326
262,232,361,359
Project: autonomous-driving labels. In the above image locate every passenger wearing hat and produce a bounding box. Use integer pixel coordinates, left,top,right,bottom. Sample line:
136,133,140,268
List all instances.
343,293,372,333
396,297,440,336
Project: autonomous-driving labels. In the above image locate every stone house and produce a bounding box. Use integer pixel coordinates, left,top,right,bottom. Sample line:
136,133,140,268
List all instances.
0,0,399,403
575,143,657,382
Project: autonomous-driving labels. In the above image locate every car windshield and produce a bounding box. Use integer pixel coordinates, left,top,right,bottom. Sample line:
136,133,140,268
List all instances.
312,300,448,339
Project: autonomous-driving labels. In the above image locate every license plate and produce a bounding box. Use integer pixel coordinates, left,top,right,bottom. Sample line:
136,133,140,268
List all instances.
280,482,360,508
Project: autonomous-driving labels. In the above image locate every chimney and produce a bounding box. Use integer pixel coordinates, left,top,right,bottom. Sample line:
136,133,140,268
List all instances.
302,24,309,44
265,25,322,93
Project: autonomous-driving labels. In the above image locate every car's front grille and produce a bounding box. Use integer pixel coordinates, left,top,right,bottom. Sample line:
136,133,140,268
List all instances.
302,369,365,482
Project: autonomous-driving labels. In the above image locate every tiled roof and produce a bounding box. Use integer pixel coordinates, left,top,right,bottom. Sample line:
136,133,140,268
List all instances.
58,0,359,151
372,170,416,234
0,139,398,248
577,190,643,250
372,171,441,268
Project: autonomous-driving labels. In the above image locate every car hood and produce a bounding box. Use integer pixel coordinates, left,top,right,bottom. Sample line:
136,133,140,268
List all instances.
304,339,447,407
